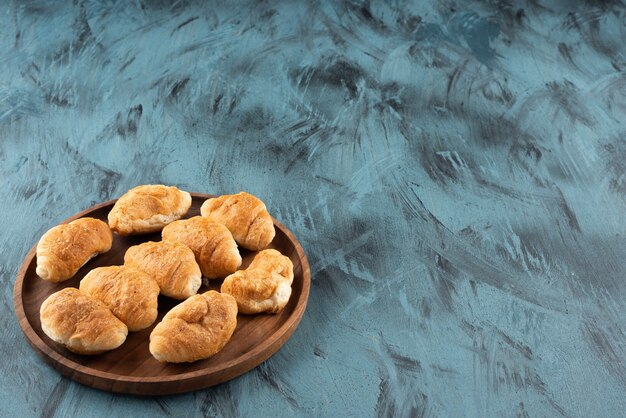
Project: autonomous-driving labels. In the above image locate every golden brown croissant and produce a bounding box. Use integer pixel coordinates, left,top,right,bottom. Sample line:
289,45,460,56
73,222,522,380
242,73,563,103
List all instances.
36,217,113,282
124,240,202,299
108,185,192,236
161,216,241,279
149,290,237,363
200,192,275,251
79,266,160,331
221,249,294,314
40,288,128,355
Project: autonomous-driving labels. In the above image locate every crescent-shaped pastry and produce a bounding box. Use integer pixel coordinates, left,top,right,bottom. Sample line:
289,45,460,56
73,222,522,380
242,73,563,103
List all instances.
79,266,160,331
36,217,112,282
124,240,202,300
40,288,128,355
161,216,241,279
221,249,294,314
149,290,237,363
200,192,275,251
108,185,192,236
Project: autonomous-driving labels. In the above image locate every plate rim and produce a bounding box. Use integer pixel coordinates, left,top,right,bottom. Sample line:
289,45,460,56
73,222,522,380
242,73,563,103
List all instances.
13,192,311,391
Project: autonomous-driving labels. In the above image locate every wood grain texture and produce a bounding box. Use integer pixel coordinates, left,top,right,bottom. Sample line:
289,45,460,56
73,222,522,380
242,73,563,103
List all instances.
14,194,310,395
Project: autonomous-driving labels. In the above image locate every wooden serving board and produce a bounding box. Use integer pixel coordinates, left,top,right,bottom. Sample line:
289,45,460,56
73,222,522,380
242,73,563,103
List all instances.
13,193,310,395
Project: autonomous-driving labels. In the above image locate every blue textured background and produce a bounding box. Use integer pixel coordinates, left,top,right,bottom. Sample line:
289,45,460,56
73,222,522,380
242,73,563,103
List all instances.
1,1,625,416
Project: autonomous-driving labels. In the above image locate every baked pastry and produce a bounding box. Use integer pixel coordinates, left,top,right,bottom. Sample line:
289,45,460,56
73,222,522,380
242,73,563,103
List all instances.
149,290,237,363
200,192,275,251
79,266,160,331
36,217,113,282
162,216,241,279
221,249,294,314
108,185,192,236
124,240,202,299
40,288,128,354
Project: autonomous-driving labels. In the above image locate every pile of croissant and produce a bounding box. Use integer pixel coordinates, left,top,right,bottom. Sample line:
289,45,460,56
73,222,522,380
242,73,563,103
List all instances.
37,185,294,363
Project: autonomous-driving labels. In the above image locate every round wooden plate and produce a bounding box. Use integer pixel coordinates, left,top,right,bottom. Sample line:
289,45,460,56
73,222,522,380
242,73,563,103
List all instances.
13,193,310,395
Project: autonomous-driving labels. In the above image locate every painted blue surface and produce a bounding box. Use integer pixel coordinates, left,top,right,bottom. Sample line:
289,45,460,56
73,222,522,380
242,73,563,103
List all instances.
1,1,625,416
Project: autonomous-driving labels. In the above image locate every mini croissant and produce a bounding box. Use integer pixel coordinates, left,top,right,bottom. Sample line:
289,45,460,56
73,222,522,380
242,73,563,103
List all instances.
40,288,128,355
79,266,160,331
221,249,294,314
149,290,237,363
108,185,192,236
36,217,113,282
162,216,241,279
200,192,275,251
124,240,202,300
